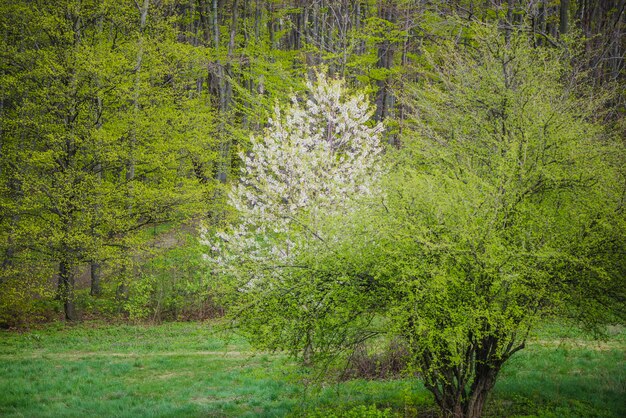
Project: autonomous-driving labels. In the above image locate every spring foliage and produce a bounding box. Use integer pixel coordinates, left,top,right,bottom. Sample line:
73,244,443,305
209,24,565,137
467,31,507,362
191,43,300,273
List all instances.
379,26,625,417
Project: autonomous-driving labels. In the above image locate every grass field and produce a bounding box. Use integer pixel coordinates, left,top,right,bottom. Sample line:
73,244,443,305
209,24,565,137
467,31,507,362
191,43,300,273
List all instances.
0,321,623,417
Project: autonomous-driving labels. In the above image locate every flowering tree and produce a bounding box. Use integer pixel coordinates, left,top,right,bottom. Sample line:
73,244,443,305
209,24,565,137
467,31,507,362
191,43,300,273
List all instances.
204,72,384,364
206,72,383,281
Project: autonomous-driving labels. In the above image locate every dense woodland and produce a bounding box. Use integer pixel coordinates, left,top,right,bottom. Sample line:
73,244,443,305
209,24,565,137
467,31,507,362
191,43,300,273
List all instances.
0,1,624,324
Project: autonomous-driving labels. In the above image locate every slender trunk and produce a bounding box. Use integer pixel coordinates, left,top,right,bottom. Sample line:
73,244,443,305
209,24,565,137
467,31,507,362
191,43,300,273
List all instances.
302,3,309,46
213,0,223,108
610,0,625,80
129,0,150,182
268,1,275,49
228,0,239,57
374,2,395,122
549,6,558,38
254,0,260,41
126,0,150,192
340,0,349,75
55,10,82,322
505,0,514,44
537,0,546,46
355,1,363,54
560,0,570,35
214,0,231,184
0,85,13,271
118,0,150,301
90,15,104,297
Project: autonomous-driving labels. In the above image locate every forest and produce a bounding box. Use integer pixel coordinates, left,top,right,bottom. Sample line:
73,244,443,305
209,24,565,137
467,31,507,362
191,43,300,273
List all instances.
1,1,625,417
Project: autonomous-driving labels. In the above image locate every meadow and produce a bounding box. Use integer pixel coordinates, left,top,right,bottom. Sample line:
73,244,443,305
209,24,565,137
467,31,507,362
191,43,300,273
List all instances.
0,321,623,417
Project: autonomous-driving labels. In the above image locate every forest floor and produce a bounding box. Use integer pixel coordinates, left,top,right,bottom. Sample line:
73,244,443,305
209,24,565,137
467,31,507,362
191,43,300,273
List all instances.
0,321,623,417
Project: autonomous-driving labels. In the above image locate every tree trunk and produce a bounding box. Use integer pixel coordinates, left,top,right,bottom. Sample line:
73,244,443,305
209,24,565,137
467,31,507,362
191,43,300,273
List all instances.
116,0,150,303
213,0,229,185
128,0,150,179
374,1,395,123
560,0,570,35
505,0,514,44
90,15,104,297
536,0,546,46
430,368,497,418
439,389,465,418
462,368,498,418
58,260,77,321
464,390,489,418
90,261,101,296
420,332,522,418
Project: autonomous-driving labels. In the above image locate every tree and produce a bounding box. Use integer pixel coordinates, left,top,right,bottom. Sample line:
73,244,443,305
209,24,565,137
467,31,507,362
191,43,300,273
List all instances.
208,25,625,418
380,25,625,417
207,70,383,264
205,72,384,361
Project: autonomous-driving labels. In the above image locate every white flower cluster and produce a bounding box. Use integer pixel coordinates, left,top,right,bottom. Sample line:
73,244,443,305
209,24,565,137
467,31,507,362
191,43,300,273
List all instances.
203,73,383,282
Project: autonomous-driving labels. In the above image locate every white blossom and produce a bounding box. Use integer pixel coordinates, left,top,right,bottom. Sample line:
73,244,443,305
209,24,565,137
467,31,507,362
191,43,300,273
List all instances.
202,72,384,284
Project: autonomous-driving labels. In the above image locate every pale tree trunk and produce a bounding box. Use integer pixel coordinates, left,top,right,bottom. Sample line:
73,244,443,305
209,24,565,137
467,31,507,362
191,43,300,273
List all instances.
118,0,150,302
89,13,105,297
374,1,396,123
355,0,364,55
210,0,237,225
213,0,227,184
217,0,238,182
609,0,625,80
268,0,276,50
536,0,546,46
128,0,150,181
55,8,82,321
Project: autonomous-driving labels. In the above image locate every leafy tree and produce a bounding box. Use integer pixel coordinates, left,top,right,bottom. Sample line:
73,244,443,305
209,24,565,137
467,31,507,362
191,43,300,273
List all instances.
205,72,384,361
380,25,625,417
209,26,625,418
0,0,217,322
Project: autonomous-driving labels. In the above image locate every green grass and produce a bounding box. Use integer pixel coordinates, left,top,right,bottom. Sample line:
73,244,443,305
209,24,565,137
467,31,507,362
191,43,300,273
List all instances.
0,321,623,417
491,323,626,418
